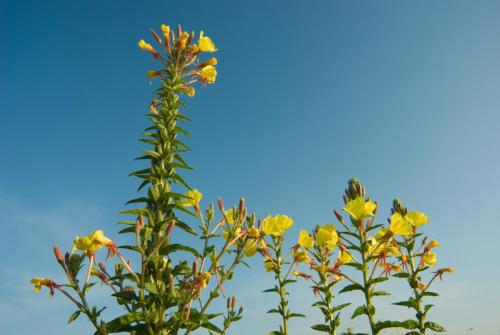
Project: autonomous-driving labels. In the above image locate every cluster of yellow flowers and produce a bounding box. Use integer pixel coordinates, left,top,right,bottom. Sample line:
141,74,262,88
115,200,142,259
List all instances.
138,24,218,101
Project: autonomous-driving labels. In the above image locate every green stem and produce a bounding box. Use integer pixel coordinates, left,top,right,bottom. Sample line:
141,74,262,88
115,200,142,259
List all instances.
406,244,425,335
359,223,377,335
275,239,289,335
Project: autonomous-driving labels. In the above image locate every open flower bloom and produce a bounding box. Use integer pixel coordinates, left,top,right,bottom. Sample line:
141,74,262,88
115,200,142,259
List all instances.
198,31,217,52
224,208,235,224
199,272,211,289
343,196,377,221
389,210,429,236
243,239,258,257
264,257,276,272
422,252,437,266
337,250,353,264
200,65,217,84
262,215,293,237
389,213,413,236
315,224,339,250
73,230,115,256
297,229,314,249
30,277,55,293
222,227,241,241
179,189,203,208
405,211,428,227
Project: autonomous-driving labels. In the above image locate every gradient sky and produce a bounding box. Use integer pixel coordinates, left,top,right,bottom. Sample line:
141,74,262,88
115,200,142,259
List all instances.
1,1,500,334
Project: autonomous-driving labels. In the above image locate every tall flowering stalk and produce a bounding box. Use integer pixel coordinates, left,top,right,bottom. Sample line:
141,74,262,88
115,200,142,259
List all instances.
390,199,453,334
31,24,255,335
260,215,305,335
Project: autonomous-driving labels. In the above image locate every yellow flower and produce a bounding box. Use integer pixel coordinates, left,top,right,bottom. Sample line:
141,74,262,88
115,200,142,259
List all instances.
178,31,190,49
138,39,154,52
293,249,310,263
262,215,293,237
73,230,113,253
248,226,260,238
222,227,241,240
405,211,428,227
161,24,170,40
298,230,314,249
200,272,211,288
30,277,52,293
343,197,377,221
198,57,217,68
243,240,258,257
316,265,328,276
264,257,275,272
422,252,437,266
315,224,338,250
200,65,217,84
337,251,352,264
179,189,202,208
389,213,413,236
198,31,217,52
224,208,235,224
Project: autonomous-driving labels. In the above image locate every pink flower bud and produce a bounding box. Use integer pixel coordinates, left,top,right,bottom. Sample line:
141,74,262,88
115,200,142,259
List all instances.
53,246,64,263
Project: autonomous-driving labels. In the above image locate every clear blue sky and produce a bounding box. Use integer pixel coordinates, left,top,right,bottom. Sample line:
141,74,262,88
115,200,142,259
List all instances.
1,1,500,334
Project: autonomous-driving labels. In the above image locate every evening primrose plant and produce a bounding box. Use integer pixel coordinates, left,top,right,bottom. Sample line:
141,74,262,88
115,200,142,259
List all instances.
30,24,253,335
31,24,453,335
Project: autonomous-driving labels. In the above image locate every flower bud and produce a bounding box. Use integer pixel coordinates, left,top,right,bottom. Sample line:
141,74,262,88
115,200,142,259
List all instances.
98,262,106,272
53,246,64,263
217,198,225,211
333,209,343,223
150,29,162,44
231,296,236,309
166,221,176,237
239,197,246,213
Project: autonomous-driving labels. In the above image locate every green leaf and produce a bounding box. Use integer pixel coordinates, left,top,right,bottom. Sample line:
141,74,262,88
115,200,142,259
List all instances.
332,302,351,312
424,304,434,313
372,290,390,296
339,283,364,294
159,243,201,257
393,272,410,278
425,321,446,332
375,320,418,331
120,208,149,216
144,282,160,294
393,300,418,310
203,322,224,334
367,276,389,286
67,311,81,324
267,308,280,314
351,306,366,319
105,312,144,332
311,324,330,332
287,313,305,319
421,291,439,297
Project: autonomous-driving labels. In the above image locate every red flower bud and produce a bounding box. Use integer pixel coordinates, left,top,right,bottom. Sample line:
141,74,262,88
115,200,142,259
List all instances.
53,246,64,263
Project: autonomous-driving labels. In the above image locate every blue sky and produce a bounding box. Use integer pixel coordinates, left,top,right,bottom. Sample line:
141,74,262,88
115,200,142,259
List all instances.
1,0,500,334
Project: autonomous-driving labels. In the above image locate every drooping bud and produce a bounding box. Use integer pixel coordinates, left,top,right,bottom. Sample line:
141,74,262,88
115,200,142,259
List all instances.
53,246,64,263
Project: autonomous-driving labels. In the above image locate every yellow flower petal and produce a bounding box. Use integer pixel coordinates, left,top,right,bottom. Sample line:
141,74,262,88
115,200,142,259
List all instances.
343,197,376,221
198,31,217,52
389,213,413,236
405,211,428,227
298,229,314,249
200,65,217,84
316,224,338,250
